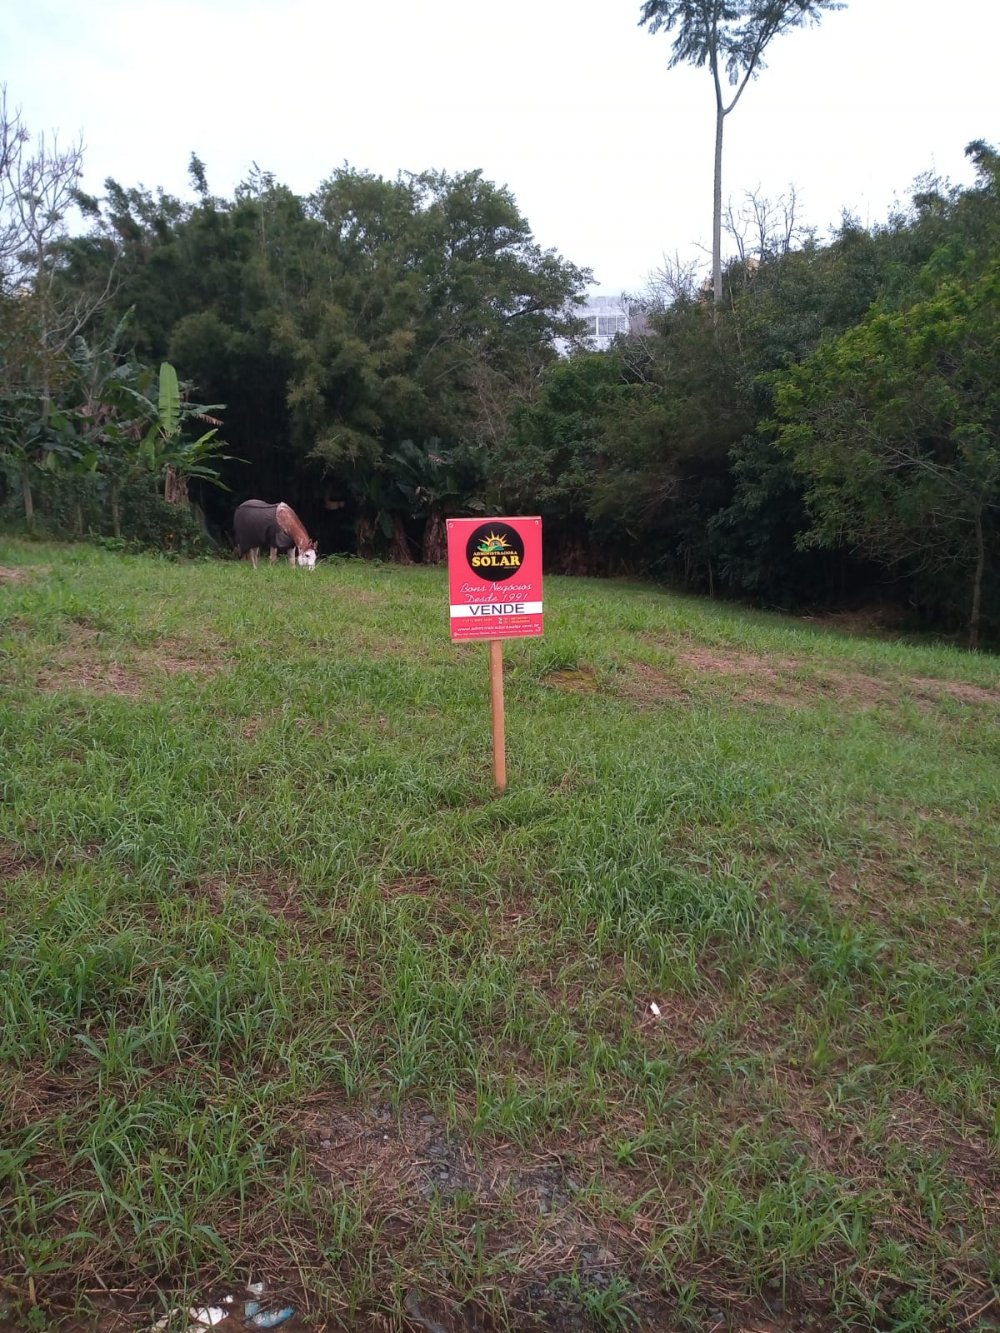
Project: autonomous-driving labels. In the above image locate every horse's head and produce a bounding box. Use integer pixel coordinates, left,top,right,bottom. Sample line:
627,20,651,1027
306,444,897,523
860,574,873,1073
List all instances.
297,542,318,570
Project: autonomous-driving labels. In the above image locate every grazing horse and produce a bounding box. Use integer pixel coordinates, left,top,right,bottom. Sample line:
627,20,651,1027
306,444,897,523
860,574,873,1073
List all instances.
234,500,318,569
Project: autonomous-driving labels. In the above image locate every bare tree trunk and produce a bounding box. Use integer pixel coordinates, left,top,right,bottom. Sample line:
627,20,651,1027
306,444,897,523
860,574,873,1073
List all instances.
422,511,447,565
969,505,985,651
20,462,34,528
712,96,724,307
164,465,188,505
356,515,376,560
390,514,414,564
709,55,756,309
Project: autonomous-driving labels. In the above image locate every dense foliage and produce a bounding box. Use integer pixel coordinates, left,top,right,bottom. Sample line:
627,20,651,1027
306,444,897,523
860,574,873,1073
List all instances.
2,86,999,640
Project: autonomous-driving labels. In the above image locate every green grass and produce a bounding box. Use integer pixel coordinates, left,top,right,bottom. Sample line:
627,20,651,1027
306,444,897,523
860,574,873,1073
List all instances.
1,540,998,1331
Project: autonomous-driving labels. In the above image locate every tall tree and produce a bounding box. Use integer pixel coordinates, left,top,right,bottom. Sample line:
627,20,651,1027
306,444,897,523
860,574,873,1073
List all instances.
775,264,1000,649
278,166,587,552
638,0,843,305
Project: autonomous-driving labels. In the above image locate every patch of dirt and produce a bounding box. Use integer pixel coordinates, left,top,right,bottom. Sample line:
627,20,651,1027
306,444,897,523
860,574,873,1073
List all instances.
380,875,441,901
0,565,49,584
769,1075,871,1177
0,840,45,883
680,648,801,678
0,842,103,913
493,894,537,936
824,857,914,917
764,1053,1000,1225
910,675,1000,706
613,660,690,705
184,872,306,923
302,1099,495,1205
549,769,591,795
152,652,222,678
620,643,1000,715
373,880,484,950
36,659,148,697
814,834,994,961
677,649,907,712
34,626,227,698
300,1099,631,1250
638,988,724,1054
295,1101,681,1333
542,667,600,694
616,651,809,708
2,1066,94,1132
882,1090,1000,1191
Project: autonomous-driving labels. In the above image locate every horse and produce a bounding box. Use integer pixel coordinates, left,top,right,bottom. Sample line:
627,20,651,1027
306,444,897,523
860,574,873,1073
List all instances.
234,500,318,569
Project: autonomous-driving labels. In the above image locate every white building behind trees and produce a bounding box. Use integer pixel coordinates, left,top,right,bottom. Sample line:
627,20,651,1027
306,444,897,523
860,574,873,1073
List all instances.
558,294,648,355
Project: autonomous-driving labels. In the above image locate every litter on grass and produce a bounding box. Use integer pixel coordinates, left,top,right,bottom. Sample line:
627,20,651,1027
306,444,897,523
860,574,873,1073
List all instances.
245,1306,296,1328
151,1303,230,1332
148,1282,294,1331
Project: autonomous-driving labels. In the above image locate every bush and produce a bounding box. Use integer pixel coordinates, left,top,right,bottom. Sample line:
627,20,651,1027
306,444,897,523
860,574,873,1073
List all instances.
0,469,212,556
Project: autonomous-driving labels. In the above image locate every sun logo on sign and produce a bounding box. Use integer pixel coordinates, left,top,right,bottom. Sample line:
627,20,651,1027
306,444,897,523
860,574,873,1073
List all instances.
476,532,512,555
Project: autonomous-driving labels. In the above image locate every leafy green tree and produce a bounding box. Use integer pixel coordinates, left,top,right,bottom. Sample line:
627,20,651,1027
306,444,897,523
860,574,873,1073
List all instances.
60,161,585,553
280,167,586,553
776,263,1000,647
62,173,318,516
389,439,484,564
704,177,990,603
496,350,638,570
590,301,754,587
638,0,843,305
496,312,752,582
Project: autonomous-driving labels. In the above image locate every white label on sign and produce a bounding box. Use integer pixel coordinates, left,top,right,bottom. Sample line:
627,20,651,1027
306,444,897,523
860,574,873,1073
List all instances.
450,602,544,618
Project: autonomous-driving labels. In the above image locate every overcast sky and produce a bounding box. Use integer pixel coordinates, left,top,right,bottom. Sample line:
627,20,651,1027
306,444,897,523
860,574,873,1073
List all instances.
3,0,997,296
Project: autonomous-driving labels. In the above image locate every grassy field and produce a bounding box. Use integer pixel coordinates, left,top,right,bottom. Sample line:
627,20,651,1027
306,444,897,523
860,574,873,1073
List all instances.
1,540,998,1333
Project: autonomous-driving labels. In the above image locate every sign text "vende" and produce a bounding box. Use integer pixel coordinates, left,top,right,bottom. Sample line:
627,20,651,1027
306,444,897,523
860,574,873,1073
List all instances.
450,600,543,619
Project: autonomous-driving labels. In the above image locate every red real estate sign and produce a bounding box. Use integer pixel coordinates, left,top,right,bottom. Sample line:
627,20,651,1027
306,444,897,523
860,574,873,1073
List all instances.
446,517,544,642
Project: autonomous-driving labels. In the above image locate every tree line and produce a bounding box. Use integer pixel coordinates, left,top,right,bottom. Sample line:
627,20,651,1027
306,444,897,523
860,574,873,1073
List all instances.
1,86,998,644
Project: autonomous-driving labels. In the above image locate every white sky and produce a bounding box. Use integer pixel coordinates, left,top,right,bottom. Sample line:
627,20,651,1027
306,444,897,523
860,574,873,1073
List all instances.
3,0,997,296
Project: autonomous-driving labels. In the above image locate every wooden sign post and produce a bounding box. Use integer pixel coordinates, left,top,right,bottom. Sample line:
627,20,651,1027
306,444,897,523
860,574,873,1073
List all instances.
446,518,544,793
489,639,507,793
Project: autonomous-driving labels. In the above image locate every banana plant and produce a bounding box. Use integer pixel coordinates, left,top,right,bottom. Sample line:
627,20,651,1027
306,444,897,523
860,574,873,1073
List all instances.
125,361,235,504
388,438,484,563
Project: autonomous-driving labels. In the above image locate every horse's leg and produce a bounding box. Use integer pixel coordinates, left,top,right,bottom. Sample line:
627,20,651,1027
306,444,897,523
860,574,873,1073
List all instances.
288,548,296,568
269,547,278,565
250,547,259,568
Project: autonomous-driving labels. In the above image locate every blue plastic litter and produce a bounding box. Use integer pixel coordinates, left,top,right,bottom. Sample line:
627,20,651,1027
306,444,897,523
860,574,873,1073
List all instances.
245,1307,295,1329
